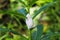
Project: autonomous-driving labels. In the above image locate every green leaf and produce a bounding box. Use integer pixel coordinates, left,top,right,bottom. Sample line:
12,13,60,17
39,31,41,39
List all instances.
20,36,28,40
33,2,56,19
41,33,53,40
18,8,27,16
32,24,43,40
10,30,28,40
0,27,28,40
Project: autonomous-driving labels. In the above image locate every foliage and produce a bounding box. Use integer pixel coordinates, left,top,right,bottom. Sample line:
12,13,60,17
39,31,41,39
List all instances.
0,0,60,40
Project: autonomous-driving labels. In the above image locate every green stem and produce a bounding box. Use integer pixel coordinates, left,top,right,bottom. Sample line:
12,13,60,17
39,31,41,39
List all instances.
29,29,31,40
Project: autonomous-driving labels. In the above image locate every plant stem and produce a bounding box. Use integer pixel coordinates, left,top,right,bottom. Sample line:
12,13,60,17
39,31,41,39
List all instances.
29,29,31,40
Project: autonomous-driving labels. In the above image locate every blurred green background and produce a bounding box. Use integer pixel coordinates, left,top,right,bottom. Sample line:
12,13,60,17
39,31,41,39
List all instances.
0,0,60,40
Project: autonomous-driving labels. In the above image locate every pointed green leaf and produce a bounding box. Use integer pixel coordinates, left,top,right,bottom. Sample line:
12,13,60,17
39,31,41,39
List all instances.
32,25,43,40
33,2,56,19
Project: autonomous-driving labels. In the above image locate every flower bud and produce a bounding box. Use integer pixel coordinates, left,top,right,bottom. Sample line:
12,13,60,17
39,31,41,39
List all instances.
26,14,33,29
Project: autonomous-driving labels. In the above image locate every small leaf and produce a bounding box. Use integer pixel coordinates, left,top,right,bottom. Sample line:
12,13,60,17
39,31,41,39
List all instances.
18,8,27,16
